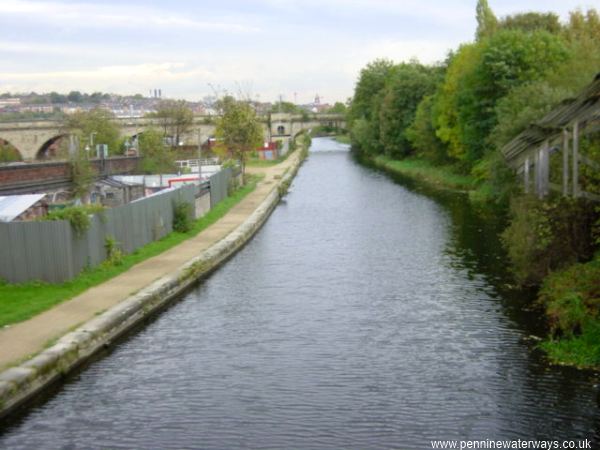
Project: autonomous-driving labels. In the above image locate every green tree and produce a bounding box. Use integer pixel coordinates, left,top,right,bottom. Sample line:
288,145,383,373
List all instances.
378,62,442,158
347,59,396,155
70,147,95,203
490,81,571,149
138,127,175,174
270,101,302,114
475,0,498,40
49,92,67,104
151,100,194,148
215,97,264,175
434,30,568,166
433,43,482,162
327,102,347,114
63,108,121,156
67,91,83,103
499,12,562,34
406,95,448,163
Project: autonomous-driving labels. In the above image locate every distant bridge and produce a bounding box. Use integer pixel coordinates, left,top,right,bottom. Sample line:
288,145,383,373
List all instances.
0,113,346,161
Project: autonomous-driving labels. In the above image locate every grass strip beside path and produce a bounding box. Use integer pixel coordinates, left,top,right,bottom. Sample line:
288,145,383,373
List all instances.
0,176,262,328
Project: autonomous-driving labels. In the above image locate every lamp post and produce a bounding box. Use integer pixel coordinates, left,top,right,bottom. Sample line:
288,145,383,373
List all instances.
197,129,202,186
89,132,97,156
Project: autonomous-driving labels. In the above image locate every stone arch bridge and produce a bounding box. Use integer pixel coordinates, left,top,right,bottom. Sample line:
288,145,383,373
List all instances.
0,113,345,161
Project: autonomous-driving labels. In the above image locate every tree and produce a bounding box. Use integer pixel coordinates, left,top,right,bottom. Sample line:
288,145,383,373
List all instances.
67,91,83,103
378,62,442,158
327,102,347,114
490,81,571,150
70,145,95,203
215,97,263,176
63,108,121,156
151,100,194,148
406,95,448,164
49,92,67,104
499,12,561,34
270,101,302,114
347,59,397,155
138,127,175,174
433,29,568,166
475,0,498,40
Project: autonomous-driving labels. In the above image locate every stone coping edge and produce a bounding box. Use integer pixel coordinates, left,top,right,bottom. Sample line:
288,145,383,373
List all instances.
0,150,304,420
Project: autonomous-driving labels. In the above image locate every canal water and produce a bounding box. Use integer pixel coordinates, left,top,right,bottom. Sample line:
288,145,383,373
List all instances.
1,138,599,449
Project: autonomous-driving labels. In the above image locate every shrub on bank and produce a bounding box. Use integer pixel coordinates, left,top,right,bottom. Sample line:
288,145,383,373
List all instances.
502,196,599,286
538,255,600,367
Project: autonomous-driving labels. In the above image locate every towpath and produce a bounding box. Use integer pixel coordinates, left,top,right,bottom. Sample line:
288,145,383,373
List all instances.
0,153,299,369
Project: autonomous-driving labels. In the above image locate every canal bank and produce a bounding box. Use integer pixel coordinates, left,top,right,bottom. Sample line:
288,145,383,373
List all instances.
0,141,307,419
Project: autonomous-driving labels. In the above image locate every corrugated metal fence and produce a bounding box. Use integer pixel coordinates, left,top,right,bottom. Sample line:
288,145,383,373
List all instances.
0,168,235,284
209,168,232,208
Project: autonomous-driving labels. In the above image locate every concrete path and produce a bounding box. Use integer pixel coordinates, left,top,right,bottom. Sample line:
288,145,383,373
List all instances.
0,152,300,369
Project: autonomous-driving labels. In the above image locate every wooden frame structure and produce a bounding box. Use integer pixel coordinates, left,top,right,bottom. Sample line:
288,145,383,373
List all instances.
502,73,600,200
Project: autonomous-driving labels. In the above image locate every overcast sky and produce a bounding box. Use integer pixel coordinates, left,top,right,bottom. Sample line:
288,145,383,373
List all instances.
0,0,595,103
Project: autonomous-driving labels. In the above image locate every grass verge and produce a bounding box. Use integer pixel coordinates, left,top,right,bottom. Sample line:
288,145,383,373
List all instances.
373,155,477,192
0,175,262,328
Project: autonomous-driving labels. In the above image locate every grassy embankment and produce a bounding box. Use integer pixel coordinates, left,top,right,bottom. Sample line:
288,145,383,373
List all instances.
372,155,477,193
0,175,262,328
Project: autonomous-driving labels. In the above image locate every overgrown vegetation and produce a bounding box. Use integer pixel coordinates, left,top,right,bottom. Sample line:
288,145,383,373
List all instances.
104,235,124,266
69,148,96,202
538,255,600,367
501,197,599,286
346,2,600,367
0,176,262,328
0,140,23,162
173,201,194,233
41,204,105,235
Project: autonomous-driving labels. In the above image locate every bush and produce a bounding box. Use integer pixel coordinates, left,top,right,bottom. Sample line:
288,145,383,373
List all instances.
537,255,600,368
173,201,193,233
104,235,124,266
539,256,600,336
42,204,104,236
502,196,599,285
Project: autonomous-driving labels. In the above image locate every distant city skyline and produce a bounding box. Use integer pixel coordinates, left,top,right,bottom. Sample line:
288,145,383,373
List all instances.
0,0,594,103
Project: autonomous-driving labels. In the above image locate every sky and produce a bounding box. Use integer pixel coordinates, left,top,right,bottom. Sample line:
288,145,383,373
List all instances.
0,0,595,103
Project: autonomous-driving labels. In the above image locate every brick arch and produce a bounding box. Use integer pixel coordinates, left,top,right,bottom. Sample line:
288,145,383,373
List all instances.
0,137,24,162
36,134,68,160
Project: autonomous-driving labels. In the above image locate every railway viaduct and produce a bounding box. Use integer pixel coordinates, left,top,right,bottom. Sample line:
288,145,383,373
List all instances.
0,113,346,161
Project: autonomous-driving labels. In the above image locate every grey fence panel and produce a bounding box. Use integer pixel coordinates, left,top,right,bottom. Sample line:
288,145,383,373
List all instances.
209,168,232,208
0,221,74,283
0,223,15,282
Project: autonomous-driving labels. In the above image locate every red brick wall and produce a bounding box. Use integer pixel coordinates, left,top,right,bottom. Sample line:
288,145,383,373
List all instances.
0,157,141,188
